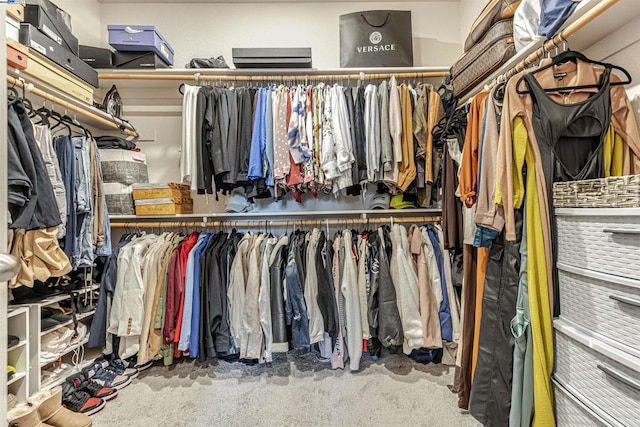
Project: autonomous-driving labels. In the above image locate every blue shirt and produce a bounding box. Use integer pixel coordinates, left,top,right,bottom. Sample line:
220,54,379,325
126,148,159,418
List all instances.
248,88,267,180
427,225,453,342
189,233,213,357
178,233,207,352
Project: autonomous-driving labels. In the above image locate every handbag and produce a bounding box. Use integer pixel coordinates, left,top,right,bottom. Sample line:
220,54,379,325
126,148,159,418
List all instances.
464,0,520,51
339,10,413,68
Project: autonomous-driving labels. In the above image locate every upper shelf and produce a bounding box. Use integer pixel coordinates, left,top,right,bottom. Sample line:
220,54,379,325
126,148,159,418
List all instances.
109,208,443,222
97,66,450,89
460,0,640,100
8,67,138,137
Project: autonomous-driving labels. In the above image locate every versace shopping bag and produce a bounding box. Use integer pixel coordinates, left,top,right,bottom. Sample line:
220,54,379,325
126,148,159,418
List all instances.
339,10,413,68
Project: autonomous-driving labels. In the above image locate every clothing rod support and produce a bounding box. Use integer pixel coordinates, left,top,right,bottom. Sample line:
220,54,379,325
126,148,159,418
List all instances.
7,75,139,138
109,216,442,229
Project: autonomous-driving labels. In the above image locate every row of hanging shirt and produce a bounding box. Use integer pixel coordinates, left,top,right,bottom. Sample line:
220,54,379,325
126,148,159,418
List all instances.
181,77,444,206
7,96,113,291
446,51,640,427
90,223,461,371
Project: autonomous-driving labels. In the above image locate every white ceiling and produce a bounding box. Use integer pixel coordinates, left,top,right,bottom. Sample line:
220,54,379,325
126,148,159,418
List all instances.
98,0,457,3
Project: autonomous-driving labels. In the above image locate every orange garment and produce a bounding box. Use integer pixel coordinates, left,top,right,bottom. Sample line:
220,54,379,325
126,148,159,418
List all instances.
426,88,443,184
397,84,417,191
459,91,489,206
471,246,488,378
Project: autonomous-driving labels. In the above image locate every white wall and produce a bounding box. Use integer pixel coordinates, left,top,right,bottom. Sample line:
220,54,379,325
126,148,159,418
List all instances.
458,0,486,47
97,1,462,68
53,0,102,46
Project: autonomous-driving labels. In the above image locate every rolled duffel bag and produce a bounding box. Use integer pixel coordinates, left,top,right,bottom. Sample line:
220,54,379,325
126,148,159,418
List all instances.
464,0,521,51
450,19,515,99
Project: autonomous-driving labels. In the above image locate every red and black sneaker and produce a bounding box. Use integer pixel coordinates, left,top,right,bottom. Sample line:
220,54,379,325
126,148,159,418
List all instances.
67,373,119,401
61,382,106,415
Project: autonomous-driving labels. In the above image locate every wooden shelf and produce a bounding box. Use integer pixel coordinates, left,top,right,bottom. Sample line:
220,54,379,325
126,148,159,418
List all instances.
10,284,100,309
40,310,96,338
40,336,90,368
8,340,28,353
7,372,27,386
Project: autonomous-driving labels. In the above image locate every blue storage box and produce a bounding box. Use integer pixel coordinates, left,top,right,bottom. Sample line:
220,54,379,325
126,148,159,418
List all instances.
108,25,174,66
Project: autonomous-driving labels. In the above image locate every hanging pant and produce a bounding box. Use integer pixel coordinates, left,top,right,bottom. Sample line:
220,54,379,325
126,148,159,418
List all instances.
469,209,523,426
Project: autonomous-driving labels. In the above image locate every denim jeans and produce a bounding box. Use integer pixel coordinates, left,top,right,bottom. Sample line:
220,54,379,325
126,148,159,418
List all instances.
73,137,94,268
55,135,77,260
285,243,310,349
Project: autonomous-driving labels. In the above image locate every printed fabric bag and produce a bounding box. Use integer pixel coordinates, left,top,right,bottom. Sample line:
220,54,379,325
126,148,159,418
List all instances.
339,10,413,68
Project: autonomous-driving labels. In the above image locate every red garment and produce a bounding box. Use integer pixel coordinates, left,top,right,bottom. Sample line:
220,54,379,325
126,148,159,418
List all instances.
173,233,199,346
163,247,182,345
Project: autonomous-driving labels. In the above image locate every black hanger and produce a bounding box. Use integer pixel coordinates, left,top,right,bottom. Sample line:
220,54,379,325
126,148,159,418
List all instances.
515,50,632,95
50,110,72,135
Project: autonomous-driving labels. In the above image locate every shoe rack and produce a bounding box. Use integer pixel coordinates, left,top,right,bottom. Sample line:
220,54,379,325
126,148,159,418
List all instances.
7,307,31,406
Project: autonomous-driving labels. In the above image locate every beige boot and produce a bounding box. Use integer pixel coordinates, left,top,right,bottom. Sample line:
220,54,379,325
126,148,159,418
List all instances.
28,387,92,427
7,405,53,427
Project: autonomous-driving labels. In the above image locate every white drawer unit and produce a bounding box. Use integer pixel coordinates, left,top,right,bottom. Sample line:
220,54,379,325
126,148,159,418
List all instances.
555,208,640,282
554,380,610,427
554,319,640,426
558,263,640,358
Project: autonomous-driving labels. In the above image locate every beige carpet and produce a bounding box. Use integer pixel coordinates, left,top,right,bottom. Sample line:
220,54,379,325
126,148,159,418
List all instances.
92,352,479,427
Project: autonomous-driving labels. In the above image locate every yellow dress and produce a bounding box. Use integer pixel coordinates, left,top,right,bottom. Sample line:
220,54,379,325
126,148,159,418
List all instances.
497,117,556,427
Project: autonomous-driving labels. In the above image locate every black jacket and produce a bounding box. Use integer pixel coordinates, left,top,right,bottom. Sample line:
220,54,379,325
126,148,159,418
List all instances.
376,227,403,348
8,101,62,230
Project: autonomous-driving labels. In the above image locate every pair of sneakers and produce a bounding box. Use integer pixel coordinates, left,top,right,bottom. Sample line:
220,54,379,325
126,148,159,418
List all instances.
62,373,118,416
82,358,139,391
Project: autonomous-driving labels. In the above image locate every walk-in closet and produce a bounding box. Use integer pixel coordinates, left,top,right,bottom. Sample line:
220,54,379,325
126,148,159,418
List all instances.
2,0,640,426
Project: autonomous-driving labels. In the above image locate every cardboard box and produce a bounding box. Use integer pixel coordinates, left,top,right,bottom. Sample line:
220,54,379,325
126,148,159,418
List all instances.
20,24,98,87
7,4,25,22
132,183,190,200
79,45,113,69
108,25,174,65
22,48,94,104
24,0,78,54
134,197,194,215
232,47,312,69
113,51,169,69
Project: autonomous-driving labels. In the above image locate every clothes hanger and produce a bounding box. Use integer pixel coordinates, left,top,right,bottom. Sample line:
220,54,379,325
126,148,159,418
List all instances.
515,49,632,95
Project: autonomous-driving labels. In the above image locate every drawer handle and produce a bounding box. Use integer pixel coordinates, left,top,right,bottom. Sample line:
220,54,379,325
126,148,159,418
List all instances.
602,228,640,235
597,364,640,392
610,294,640,308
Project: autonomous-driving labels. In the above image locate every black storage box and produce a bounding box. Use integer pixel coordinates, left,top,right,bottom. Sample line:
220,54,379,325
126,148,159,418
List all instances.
19,23,98,88
24,0,78,54
79,45,114,69
113,51,170,69
232,48,312,69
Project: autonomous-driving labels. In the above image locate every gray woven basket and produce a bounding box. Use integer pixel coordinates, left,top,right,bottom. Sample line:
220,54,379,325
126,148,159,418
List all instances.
553,175,640,208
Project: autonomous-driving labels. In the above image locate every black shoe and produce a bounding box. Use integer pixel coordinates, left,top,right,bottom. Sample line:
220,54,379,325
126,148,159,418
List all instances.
8,335,19,349
61,382,106,415
66,374,119,402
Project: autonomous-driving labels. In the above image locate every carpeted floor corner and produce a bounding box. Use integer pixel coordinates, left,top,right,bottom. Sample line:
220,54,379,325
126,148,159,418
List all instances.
91,352,479,426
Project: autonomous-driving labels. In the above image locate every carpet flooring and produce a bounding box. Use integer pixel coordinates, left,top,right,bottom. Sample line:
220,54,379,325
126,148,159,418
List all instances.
92,351,479,427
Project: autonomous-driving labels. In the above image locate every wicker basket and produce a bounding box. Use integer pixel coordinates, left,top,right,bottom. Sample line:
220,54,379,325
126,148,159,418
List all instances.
553,175,640,208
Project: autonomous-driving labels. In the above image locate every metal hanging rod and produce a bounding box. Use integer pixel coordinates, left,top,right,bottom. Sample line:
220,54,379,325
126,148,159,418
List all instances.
98,70,449,83
470,0,620,95
110,215,441,230
7,75,139,138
